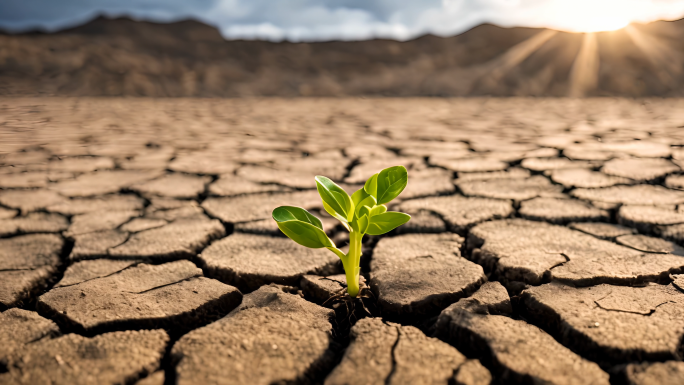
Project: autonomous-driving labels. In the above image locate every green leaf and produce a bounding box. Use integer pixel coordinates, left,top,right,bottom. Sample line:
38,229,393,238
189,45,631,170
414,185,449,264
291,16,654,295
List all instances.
322,201,348,224
364,173,378,198
351,214,370,233
370,204,387,217
355,195,376,218
315,176,354,222
358,205,371,219
351,187,370,208
357,214,370,234
366,212,411,235
272,206,333,248
272,206,323,229
376,166,408,204
274,219,334,249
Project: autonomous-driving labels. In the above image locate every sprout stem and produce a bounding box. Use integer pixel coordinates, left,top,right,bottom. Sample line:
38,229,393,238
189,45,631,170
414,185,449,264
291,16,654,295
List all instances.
345,230,363,297
328,230,363,297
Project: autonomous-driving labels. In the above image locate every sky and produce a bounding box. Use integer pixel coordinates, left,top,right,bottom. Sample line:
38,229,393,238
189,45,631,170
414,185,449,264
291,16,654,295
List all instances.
2,0,684,41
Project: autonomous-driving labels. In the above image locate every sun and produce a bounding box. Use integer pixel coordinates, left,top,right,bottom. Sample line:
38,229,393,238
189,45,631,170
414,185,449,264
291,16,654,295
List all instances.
481,0,684,97
544,0,636,33
569,15,630,33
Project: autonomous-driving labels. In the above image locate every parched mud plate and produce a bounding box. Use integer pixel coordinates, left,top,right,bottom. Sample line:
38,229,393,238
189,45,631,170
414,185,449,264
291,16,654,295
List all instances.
2,97,684,384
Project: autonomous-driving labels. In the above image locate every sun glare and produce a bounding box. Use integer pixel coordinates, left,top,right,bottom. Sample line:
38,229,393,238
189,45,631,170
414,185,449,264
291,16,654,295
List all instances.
544,0,644,33
572,16,630,33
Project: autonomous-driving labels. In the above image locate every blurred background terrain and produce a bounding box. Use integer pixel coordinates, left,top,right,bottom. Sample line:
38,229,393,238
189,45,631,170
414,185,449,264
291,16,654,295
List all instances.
2,16,684,98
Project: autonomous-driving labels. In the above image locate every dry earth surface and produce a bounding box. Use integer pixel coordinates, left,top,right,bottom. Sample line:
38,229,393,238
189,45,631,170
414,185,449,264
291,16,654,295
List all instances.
2,97,684,384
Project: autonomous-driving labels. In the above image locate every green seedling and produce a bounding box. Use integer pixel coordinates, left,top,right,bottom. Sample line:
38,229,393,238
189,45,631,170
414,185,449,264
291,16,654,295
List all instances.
272,166,411,298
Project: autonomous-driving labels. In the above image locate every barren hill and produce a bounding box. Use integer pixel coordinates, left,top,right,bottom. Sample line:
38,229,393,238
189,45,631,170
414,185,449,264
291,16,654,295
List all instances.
1,16,683,97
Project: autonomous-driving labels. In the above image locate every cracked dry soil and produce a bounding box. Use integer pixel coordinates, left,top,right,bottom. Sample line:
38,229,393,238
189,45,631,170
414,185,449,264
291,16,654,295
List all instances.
2,97,684,384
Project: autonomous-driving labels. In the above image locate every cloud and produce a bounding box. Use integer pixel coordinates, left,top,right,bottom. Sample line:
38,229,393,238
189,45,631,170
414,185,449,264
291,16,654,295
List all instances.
2,0,684,41
0,0,217,32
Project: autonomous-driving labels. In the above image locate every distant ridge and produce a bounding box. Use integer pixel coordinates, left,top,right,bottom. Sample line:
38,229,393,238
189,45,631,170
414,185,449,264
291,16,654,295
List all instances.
1,15,683,97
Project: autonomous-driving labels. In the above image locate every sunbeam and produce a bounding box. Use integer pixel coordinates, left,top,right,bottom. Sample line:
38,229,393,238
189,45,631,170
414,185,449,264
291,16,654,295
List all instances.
475,30,558,90
624,24,684,86
569,33,600,97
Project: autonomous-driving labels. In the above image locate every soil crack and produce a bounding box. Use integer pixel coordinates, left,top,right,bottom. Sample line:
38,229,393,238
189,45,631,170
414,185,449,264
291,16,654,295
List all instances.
593,299,673,316
55,262,143,289
548,253,571,271
125,276,202,294
384,324,401,385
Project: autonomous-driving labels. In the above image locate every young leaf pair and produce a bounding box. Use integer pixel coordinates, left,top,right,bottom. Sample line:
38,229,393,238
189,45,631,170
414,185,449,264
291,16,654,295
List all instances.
272,165,411,298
